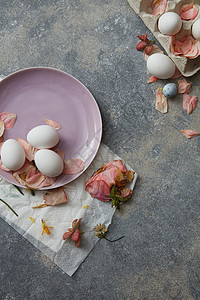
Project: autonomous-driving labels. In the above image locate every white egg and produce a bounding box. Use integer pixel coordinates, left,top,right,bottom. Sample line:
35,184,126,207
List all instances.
27,125,59,149
158,12,182,35
192,19,200,40
147,53,176,79
1,139,25,170
34,149,64,177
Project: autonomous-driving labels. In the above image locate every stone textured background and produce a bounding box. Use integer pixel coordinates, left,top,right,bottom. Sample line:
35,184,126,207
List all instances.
0,0,200,299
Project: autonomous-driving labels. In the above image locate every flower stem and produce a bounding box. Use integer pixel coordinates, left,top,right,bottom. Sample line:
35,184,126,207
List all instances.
13,184,24,195
0,198,18,217
103,235,125,242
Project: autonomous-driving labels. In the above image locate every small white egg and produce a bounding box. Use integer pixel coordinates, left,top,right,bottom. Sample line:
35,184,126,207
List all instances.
34,149,64,177
27,125,59,149
192,19,200,40
147,53,176,79
1,139,25,170
158,12,182,35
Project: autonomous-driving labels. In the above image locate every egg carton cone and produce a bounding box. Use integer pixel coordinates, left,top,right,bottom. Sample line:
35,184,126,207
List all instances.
127,0,200,77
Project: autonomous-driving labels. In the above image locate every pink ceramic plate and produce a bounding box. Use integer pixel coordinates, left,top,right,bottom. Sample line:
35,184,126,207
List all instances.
0,67,102,189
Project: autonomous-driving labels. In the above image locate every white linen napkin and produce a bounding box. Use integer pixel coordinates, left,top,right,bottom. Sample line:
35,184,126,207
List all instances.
0,143,137,276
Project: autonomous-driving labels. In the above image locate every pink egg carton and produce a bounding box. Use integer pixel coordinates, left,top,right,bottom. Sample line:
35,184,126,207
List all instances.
127,0,200,77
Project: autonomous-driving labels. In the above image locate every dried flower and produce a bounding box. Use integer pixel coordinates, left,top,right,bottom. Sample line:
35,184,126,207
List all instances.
63,218,82,247
41,219,53,235
182,94,198,114
85,160,135,208
155,88,168,114
180,3,199,21
94,224,125,242
136,34,155,54
94,224,108,239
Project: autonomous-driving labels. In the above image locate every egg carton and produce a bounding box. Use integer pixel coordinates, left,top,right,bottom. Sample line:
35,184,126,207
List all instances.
127,0,200,77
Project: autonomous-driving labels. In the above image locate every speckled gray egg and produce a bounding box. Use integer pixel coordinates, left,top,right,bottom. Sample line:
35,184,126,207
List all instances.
163,83,178,98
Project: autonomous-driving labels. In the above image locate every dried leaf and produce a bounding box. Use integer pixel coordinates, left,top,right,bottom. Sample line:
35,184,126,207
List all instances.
155,88,168,114
180,130,200,139
182,94,198,114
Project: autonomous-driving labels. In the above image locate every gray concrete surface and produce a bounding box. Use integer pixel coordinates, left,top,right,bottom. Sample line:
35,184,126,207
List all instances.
0,0,200,299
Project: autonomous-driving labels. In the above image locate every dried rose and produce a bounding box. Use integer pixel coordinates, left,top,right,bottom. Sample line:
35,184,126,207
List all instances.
63,218,82,247
136,41,147,51
137,34,147,42
85,160,134,203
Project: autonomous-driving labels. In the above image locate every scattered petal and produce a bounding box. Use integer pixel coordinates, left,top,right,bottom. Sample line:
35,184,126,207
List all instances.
136,41,147,51
0,112,17,129
155,88,168,114
148,75,159,83
180,3,199,21
183,94,198,114
171,35,200,58
170,67,183,79
63,218,82,247
17,138,38,161
43,187,68,206
29,217,35,223
0,122,4,137
151,0,167,16
55,148,65,160
180,130,200,139
137,34,147,41
178,78,192,94
83,205,89,209
45,119,62,130
63,158,85,175
143,44,163,61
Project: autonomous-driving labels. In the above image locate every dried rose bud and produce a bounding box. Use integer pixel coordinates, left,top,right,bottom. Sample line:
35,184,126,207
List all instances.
136,41,147,51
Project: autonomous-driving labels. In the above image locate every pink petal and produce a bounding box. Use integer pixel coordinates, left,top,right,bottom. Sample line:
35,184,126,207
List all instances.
120,187,133,198
0,121,4,137
63,158,85,175
0,112,17,129
151,0,167,16
37,176,57,189
55,148,65,160
185,44,199,59
17,138,38,161
143,44,163,61
45,119,62,130
170,67,183,79
85,179,111,201
43,187,68,206
181,37,193,55
155,88,168,114
180,4,199,20
0,159,10,171
148,75,159,84
180,130,200,139
178,79,192,94
183,94,198,114
63,231,73,240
